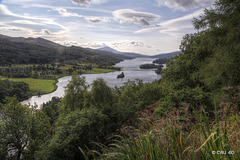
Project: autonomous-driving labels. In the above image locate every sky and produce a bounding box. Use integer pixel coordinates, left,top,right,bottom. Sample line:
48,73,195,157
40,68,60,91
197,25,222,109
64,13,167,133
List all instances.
0,0,214,55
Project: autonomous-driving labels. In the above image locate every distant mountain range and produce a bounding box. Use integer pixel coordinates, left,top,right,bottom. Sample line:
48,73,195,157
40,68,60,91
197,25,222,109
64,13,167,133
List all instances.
0,34,181,66
98,46,181,59
150,51,182,58
97,46,148,58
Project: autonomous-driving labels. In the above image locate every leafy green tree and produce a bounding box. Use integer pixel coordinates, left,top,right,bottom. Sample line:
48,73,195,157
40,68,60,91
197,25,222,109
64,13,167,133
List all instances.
23,109,51,160
91,78,114,109
0,79,31,102
35,107,108,160
192,0,240,88
0,97,32,160
42,97,61,125
62,75,89,111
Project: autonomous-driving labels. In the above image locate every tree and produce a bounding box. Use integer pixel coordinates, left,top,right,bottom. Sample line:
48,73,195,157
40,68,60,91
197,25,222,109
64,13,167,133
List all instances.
192,0,240,88
62,75,89,111
91,78,114,109
0,97,32,160
35,107,108,160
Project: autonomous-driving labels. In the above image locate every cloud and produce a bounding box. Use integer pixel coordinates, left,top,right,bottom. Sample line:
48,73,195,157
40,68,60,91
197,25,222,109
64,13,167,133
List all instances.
0,26,24,31
135,9,203,36
40,29,51,35
113,9,160,26
62,41,80,46
84,17,110,23
156,0,214,10
81,42,107,48
14,20,44,25
110,40,152,48
71,0,107,5
0,4,67,35
25,4,111,14
54,8,83,17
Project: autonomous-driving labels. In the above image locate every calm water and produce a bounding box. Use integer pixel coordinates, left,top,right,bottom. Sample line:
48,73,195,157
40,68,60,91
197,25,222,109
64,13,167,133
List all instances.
22,58,164,107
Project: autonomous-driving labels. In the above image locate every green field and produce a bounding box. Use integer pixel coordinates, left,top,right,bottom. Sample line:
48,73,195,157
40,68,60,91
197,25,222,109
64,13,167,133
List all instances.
0,67,120,96
83,68,118,74
1,78,56,95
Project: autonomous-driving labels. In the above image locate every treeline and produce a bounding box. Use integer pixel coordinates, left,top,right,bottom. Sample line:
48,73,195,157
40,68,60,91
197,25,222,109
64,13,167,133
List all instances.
0,65,62,79
153,57,173,64
139,63,158,69
0,79,31,103
0,63,120,79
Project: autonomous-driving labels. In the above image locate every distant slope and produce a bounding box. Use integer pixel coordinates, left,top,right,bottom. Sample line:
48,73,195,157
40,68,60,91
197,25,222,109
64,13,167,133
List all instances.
0,34,126,66
151,51,182,58
98,46,148,58
98,46,120,54
86,48,131,60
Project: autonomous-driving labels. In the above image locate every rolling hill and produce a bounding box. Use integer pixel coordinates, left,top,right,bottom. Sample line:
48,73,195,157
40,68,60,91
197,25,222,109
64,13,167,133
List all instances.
0,34,127,66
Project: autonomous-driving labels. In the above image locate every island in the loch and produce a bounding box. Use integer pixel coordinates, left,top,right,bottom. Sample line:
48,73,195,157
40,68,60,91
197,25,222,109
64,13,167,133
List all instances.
140,63,164,74
117,72,125,78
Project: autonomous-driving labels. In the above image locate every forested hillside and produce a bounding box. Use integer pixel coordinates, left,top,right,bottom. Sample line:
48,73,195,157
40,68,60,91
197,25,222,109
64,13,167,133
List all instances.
0,0,240,159
0,35,126,66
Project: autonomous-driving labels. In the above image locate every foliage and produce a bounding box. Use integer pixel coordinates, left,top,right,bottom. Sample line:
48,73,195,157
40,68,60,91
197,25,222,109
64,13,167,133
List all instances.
155,87,212,117
86,105,240,160
154,65,163,74
117,72,124,78
0,79,31,102
2,78,56,96
62,75,89,111
42,97,61,125
140,63,158,69
35,107,108,160
0,97,52,160
153,57,173,64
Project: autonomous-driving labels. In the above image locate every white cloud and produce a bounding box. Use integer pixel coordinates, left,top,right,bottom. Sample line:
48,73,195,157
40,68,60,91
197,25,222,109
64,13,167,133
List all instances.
40,29,51,35
0,26,24,31
113,9,160,26
84,17,110,23
0,4,67,35
81,42,107,48
156,0,214,10
54,8,83,17
62,41,80,46
111,40,152,48
14,20,44,25
72,0,107,5
25,4,111,14
135,9,203,36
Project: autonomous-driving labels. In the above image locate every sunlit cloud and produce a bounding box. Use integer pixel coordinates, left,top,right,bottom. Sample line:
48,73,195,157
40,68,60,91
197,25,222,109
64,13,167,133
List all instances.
71,0,107,5
84,16,110,23
113,9,160,26
156,0,214,10
0,26,25,31
135,9,203,37
54,8,83,17
40,29,51,35
0,4,67,34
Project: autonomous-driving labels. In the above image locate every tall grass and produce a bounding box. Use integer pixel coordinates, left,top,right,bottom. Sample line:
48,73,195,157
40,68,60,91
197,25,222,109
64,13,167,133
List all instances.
80,104,240,160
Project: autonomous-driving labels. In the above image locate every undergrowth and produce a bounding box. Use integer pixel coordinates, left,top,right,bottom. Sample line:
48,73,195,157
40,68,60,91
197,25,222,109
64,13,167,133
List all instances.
80,104,240,160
